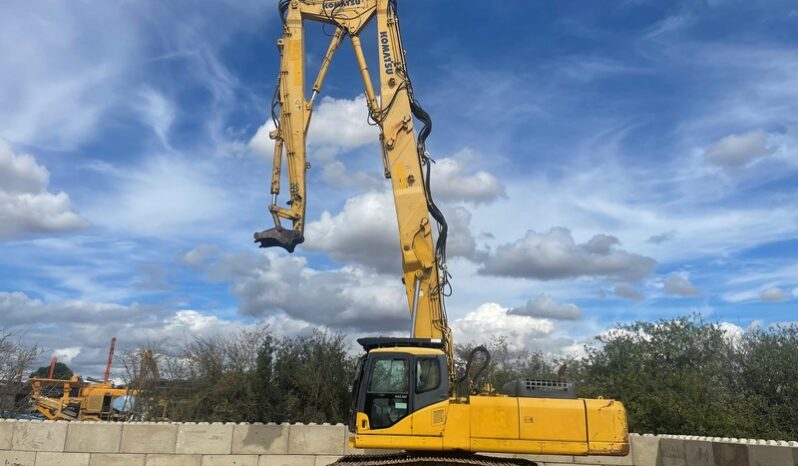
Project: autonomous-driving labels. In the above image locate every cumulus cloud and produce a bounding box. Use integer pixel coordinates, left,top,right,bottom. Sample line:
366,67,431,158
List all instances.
760,287,787,302
248,119,276,160
431,152,506,204
663,275,701,297
705,130,776,168
249,94,376,158
614,284,644,301
452,303,555,351
508,294,582,320
208,251,410,333
304,191,479,272
307,95,378,149
479,227,657,281
0,290,283,377
0,142,87,238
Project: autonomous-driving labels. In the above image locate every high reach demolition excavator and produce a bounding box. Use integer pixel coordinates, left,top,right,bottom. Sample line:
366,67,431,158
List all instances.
255,1,628,465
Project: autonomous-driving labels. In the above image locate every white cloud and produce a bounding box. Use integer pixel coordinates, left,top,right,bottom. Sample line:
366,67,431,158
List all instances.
307,95,378,149
304,191,479,272
431,151,506,204
248,119,276,160
717,322,744,344
0,2,140,149
213,251,410,333
479,227,657,281
614,284,644,301
183,244,220,269
53,347,82,364
136,87,176,148
0,290,271,378
508,294,582,320
86,156,231,236
0,141,87,238
705,130,776,168
760,287,787,302
663,274,701,297
452,303,555,351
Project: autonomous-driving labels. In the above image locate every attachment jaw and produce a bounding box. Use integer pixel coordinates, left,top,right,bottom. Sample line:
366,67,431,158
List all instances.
254,227,304,252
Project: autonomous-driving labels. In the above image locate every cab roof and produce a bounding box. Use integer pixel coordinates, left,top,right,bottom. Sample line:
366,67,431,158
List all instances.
357,337,445,352
370,347,445,356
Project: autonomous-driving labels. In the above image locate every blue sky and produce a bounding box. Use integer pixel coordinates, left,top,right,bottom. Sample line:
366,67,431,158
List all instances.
1,0,796,377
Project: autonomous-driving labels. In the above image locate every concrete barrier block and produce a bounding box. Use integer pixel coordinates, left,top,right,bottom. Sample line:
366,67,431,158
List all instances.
711,443,749,466
121,424,178,454
0,421,14,450
314,456,342,466
200,455,258,466
658,438,686,466
65,422,122,453
573,453,633,464
89,453,146,466
0,450,36,466
176,424,233,455
231,424,288,455
35,452,91,466
12,422,68,452
257,455,316,466
288,424,345,455
747,445,793,466
630,435,660,466
145,454,202,466
683,440,713,466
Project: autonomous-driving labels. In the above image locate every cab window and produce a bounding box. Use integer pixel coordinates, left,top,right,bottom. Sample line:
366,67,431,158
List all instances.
416,357,440,393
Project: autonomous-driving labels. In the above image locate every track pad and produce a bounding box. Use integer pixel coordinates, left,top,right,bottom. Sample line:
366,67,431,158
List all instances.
254,227,304,252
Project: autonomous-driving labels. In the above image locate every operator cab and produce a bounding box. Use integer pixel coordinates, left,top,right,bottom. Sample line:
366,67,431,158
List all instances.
349,338,449,432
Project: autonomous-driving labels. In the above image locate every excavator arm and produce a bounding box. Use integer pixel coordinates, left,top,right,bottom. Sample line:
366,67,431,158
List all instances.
255,0,454,378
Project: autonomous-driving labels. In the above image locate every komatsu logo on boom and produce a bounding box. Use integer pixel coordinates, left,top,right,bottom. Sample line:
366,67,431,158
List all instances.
380,31,394,75
323,0,360,8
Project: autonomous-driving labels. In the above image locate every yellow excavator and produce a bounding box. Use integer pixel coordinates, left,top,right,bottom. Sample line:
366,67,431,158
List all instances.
255,1,628,464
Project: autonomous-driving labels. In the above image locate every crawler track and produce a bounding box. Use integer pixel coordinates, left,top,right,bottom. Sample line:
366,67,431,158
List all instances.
331,453,537,466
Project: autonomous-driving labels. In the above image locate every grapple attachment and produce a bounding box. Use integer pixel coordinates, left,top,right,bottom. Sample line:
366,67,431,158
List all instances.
254,227,304,252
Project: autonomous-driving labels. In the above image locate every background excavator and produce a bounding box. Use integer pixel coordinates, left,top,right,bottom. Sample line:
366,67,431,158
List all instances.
255,1,628,465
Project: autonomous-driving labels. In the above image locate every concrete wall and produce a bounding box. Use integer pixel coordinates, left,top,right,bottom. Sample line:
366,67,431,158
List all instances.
1,420,797,466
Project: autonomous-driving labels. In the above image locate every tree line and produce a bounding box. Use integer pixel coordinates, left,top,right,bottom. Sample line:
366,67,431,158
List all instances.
4,316,798,440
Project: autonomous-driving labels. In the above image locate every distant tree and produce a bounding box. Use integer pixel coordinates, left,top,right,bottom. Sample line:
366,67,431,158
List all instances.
30,362,73,380
736,326,798,440
574,316,756,437
271,330,356,423
0,331,40,417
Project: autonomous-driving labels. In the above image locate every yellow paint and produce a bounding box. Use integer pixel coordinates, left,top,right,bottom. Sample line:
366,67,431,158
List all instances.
353,396,629,456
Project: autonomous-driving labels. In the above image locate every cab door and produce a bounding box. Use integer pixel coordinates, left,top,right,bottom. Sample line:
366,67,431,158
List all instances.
364,355,411,429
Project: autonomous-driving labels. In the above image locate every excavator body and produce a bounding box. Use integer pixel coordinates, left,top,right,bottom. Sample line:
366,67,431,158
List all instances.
348,339,627,456
257,1,629,463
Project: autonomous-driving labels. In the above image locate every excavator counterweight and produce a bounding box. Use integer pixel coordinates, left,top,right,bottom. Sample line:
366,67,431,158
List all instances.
256,1,629,464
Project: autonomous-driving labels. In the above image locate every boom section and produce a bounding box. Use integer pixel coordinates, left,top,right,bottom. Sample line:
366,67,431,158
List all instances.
255,0,454,378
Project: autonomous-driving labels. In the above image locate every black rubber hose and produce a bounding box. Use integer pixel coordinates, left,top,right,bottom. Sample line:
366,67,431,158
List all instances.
455,346,491,395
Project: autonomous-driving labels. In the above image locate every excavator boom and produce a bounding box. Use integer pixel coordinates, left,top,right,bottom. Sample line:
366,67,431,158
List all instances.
255,0,454,375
